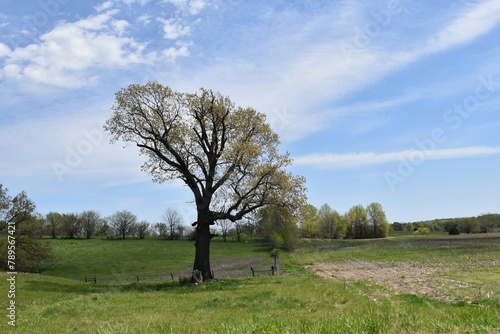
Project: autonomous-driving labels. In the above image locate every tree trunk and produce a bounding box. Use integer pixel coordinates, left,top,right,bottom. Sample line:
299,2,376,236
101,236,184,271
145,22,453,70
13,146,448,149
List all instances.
193,209,214,281
236,226,241,242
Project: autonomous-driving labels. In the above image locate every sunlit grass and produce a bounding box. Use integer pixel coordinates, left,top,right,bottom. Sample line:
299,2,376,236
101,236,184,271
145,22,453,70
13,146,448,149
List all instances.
45,238,271,281
0,234,498,333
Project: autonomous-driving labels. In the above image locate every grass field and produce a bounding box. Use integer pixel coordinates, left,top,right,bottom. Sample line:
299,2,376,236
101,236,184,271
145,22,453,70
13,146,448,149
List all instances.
44,237,271,281
1,234,499,333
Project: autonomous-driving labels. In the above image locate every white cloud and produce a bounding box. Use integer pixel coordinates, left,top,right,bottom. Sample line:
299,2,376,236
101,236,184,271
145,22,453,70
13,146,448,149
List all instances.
176,1,500,142
0,12,152,88
137,14,152,25
95,1,114,12
74,11,118,31
163,43,190,61
0,42,10,57
112,19,130,35
118,0,151,5
0,108,148,186
187,0,206,15
157,17,191,39
293,146,500,169
421,0,500,55
162,0,206,15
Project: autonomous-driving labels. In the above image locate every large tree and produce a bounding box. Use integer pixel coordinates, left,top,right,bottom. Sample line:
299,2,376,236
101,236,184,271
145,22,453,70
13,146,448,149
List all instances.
346,204,368,239
109,210,137,239
104,82,306,280
60,213,81,239
300,204,319,239
161,208,183,240
366,202,389,238
46,212,62,239
317,203,341,239
80,210,101,239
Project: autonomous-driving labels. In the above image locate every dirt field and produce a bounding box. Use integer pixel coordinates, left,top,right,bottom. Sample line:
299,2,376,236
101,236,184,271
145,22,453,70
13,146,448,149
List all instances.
309,260,499,303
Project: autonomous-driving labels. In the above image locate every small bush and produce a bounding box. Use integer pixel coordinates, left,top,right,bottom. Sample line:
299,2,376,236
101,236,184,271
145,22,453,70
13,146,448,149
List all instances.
413,227,430,235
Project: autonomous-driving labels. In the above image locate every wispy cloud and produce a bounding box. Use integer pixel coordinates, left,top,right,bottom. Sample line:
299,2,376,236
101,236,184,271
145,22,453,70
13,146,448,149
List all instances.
167,1,500,142
421,0,500,55
293,146,500,169
0,109,148,185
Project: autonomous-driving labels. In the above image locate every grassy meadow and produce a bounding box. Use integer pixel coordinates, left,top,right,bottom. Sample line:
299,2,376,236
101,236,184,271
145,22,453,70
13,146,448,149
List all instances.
1,233,499,333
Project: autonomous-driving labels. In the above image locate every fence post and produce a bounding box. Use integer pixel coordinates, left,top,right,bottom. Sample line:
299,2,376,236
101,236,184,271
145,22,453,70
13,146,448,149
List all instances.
271,266,275,276
136,275,140,282
250,267,255,277
170,274,174,280
94,276,97,284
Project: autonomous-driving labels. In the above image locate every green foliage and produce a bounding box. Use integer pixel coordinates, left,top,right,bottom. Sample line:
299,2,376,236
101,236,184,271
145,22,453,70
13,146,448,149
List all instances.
80,210,102,239
413,227,430,235
46,212,62,239
460,217,481,234
269,232,284,250
256,206,299,251
345,204,368,239
448,224,461,235
104,82,307,279
393,213,500,233
477,213,500,232
366,202,389,238
317,203,342,239
109,210,137,239
60,213,81,239
0,185,55,272
344,202,389,239
299,204,319,238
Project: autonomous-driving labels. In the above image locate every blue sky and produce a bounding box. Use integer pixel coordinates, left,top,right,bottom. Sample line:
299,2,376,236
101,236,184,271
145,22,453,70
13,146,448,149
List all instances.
1,0,499,225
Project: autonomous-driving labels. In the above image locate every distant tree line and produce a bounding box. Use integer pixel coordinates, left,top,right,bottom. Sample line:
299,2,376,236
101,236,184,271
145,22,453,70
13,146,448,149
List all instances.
252,202,390,251
0,183,200,272
297,202,389,240
391,214,500,235
43,208,188,240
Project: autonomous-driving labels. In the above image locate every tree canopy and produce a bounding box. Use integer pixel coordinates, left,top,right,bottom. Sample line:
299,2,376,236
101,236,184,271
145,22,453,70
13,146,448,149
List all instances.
104,82,306,280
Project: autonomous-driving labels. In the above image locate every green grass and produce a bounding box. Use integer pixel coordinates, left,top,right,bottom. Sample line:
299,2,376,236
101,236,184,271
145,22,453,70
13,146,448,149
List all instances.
1,234,499,333
44,238,271,281
289,233,500,264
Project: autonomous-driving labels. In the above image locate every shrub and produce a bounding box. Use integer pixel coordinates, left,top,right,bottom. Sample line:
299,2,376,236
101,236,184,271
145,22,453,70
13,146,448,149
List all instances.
448,225,460,235
413,227,430,235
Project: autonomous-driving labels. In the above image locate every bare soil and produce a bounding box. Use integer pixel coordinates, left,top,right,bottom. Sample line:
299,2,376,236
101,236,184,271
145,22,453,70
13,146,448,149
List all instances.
308,260,499,302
